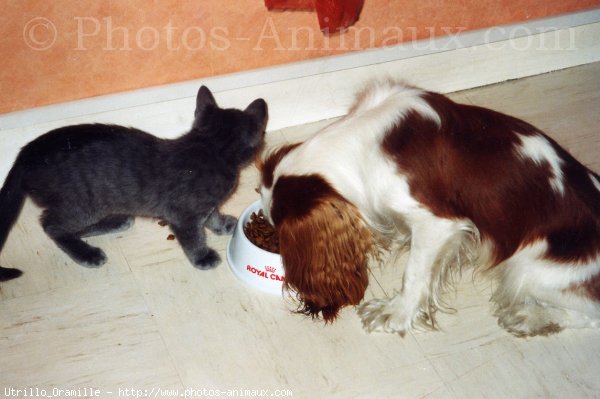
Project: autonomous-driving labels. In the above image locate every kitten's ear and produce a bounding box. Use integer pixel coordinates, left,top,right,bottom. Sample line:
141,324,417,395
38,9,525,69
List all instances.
195,86,217,119
245,99,268,128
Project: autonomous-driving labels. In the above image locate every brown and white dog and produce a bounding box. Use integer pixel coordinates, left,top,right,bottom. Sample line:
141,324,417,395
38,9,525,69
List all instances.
258,81,600,337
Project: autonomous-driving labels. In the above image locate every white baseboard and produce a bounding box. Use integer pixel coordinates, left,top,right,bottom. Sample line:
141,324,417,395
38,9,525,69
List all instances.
1,8,599,135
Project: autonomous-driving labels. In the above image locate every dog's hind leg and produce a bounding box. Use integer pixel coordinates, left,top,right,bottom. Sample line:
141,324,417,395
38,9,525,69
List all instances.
491,242,600,337
494,293,600,337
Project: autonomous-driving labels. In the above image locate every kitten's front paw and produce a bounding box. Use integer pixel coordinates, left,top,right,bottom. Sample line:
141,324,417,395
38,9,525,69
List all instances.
357,297,415,336
212,215,237,235
193,249,221,270
76,247,108,268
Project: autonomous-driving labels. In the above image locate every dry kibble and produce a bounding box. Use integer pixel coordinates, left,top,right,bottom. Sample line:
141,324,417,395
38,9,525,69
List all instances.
244,210,280,253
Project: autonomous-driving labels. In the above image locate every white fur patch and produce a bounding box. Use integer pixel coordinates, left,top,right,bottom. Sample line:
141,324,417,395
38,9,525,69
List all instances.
590,172,600,192
264,82,437,232
260,186,274,223
494,240,600,310
515,133,565,194
352,80,441,126
514,242,599,288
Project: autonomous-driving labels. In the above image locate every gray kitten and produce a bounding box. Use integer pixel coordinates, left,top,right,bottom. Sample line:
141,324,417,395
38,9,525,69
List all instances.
0,86,267,280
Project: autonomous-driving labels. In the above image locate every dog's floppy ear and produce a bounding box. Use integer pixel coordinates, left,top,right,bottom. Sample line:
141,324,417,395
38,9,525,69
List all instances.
272,175,377,322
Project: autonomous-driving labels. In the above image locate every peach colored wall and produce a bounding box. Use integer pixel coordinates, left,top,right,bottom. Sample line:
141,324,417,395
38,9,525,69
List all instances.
1,0,599,114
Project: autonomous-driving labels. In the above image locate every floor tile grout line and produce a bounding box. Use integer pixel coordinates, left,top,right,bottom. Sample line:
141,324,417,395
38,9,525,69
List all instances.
127,266,188,391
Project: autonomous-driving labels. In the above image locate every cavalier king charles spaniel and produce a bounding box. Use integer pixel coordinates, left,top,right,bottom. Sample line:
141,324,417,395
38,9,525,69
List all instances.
258,81,600,337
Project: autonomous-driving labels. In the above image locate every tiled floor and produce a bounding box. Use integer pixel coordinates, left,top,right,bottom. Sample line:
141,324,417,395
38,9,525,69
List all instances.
1,63,599,398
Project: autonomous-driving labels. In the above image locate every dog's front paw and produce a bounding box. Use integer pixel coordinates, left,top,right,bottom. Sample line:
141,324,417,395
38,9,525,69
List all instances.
357,297,415,336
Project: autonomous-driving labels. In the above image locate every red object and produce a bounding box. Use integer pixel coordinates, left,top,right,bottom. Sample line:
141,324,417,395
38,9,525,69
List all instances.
264,0,364,32
314,0,364,32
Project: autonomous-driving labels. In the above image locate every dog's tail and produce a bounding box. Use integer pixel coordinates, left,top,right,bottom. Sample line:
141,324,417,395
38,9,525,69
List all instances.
0,158,26,281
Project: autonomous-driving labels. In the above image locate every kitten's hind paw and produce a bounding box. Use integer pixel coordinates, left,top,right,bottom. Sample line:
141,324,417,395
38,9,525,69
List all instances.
193,249,221,270
55,236,108,268
0,267,23,281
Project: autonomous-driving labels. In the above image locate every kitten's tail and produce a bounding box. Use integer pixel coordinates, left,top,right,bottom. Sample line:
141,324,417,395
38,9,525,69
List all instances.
0,159,26,281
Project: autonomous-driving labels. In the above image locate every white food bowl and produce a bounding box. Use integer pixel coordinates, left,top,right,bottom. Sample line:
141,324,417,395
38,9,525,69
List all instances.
226,200,284,295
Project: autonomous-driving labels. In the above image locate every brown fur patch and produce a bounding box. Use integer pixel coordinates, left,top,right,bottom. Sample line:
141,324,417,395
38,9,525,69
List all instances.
382,91,600,266
272,174,378,322
257,143,301,189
